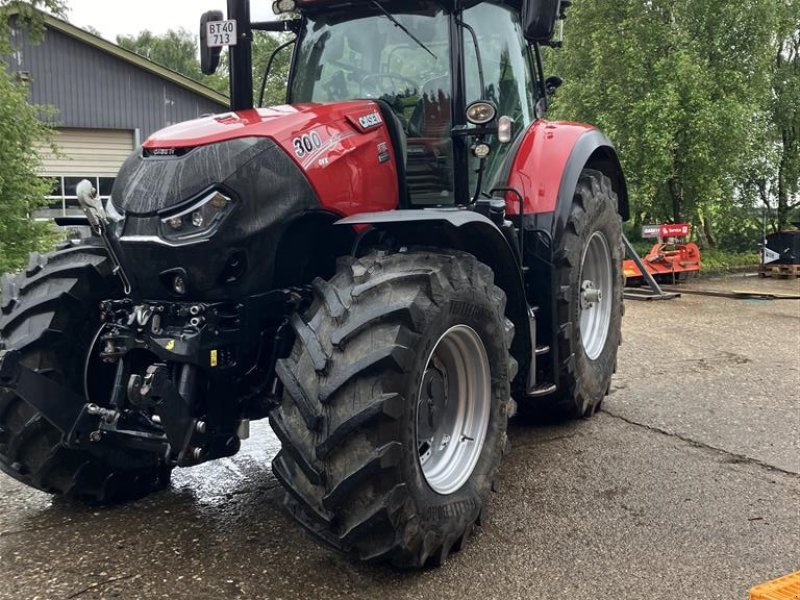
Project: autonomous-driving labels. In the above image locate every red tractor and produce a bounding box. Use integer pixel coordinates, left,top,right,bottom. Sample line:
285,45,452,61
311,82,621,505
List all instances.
0,0,627,568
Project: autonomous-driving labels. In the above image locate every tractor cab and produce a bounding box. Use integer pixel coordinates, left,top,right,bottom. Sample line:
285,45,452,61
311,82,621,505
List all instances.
288,1,538,206
204,0,564,206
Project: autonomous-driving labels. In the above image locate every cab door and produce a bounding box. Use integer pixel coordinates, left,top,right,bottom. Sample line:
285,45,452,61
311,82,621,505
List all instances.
461,1,538,196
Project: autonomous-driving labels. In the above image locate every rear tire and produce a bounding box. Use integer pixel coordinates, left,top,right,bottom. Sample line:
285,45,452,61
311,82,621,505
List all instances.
525,169,623,420
270,250,516,567
0,242,171,504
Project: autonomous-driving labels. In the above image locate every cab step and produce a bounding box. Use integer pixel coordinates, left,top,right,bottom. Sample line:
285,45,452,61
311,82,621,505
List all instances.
527,382,557,398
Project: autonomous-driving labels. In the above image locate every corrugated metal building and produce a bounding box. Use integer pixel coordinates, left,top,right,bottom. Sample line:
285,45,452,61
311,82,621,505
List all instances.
6,10,229,219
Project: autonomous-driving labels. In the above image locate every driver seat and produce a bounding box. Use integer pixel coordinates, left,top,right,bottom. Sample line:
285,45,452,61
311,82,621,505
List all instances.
408,75,451,139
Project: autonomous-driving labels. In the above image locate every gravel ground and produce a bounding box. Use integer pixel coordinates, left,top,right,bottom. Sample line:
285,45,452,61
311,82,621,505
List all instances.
1,274,797,600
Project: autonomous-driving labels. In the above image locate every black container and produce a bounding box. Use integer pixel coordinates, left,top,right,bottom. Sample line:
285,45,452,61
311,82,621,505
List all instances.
766,231,800,265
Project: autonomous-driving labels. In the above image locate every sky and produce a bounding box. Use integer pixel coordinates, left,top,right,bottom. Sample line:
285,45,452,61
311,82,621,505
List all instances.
61,0,276,42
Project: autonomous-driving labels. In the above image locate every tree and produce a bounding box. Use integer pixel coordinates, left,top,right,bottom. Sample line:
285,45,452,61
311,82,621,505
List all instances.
0,0,65,273
772,1,800,229
549,0,781,246
115,26,293,107
116,24,294,109
116,28,228,94
253,30,293,107
82,24,102,38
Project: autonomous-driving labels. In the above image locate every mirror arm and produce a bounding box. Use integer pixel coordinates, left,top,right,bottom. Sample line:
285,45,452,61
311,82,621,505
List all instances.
252,19,301,33
258,38,297,107
455,18,486,101
451,124,498,138
533,44,548,110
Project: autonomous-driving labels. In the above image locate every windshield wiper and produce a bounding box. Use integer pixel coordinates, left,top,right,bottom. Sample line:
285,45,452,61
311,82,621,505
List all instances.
369,1,437,59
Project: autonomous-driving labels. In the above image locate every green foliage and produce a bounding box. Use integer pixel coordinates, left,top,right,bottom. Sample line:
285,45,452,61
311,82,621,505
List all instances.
116,28,228,94
0,0,62,273
253,30,293,107
115,27,294,108
700,249,761,274
0,0,65,52
771,1,800,228
550,0,797,249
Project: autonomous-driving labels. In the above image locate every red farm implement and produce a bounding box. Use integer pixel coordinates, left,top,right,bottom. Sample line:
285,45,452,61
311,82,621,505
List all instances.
623,224,701,286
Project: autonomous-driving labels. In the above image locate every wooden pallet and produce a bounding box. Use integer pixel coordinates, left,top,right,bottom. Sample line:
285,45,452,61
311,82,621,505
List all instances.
758,263,800,279
750,570,800,600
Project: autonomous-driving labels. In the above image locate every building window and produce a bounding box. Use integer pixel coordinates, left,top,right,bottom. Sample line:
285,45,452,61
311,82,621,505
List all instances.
39,176,115,220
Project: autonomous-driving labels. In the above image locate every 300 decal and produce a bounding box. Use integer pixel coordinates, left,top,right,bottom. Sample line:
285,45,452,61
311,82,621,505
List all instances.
293,131,323,157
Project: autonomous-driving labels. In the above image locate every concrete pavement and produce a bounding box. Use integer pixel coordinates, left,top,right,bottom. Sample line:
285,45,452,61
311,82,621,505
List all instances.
1,274,798,600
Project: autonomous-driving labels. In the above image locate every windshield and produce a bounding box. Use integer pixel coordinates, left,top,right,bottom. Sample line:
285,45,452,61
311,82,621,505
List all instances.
290,7,450,107
291,6,456,206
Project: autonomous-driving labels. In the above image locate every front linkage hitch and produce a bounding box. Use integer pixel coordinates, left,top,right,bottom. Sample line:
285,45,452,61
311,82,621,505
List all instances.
0,287,309,468
0,349,167,455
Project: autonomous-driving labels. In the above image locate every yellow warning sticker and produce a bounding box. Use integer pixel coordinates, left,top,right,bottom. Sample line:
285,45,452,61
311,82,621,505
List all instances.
210,349,218,368
165,339,176,351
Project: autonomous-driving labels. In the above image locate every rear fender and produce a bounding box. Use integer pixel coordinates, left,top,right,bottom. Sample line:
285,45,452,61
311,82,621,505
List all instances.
504,121,629,228
337,210,533,394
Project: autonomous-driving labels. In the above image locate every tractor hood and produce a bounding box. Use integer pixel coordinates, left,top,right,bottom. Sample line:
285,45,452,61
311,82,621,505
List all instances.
112,100,398,216
141,104,331,155
105,100,400,300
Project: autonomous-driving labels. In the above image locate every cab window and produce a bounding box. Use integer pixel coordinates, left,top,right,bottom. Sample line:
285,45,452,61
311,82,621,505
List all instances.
290,7,455,206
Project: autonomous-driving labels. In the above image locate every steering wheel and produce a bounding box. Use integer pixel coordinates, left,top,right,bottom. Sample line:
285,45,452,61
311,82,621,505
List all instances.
360,73,419,99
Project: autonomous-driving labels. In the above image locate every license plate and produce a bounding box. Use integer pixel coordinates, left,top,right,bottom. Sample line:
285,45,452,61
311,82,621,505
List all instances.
206,20,237,48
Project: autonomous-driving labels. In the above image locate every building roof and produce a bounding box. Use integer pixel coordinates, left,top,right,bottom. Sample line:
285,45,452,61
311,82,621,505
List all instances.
5,7,230,107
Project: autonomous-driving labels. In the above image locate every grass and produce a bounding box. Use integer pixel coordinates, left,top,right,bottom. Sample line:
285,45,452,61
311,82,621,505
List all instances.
699,249,760,275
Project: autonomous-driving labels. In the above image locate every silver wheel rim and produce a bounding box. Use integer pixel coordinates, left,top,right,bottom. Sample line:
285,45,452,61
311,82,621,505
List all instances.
416,325,491,496
579,231,613,360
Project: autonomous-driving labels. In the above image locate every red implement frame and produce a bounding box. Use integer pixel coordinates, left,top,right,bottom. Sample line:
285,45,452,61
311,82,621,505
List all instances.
623,224,702,284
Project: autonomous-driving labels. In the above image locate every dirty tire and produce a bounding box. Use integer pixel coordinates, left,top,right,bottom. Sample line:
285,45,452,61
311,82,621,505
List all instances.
0,242,172,504
270,250,516,568
526,169,623,420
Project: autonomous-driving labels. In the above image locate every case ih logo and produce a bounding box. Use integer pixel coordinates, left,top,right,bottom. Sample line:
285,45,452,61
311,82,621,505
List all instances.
642,224,691,239
358,112,383,129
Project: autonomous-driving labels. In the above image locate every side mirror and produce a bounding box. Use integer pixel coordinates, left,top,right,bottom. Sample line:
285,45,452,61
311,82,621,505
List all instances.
522,0,561,43
545,75,563,96
200,10,224,75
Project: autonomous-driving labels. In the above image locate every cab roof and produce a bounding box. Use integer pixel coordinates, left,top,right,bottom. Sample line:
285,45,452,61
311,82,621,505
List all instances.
293,0,522,13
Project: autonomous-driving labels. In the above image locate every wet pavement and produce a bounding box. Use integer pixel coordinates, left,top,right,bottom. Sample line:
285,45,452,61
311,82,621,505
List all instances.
1,274,798,600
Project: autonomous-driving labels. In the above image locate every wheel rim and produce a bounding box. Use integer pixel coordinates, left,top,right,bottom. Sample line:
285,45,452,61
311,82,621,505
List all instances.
579,231,613,360
416,325,491,496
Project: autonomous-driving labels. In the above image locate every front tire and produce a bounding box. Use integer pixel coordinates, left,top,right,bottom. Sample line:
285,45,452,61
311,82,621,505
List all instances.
0,243,172,504
270,250,516,567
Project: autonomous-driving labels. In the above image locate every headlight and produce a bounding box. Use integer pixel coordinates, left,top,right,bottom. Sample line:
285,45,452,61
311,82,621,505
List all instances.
159,190,233,241
465,101,497,125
